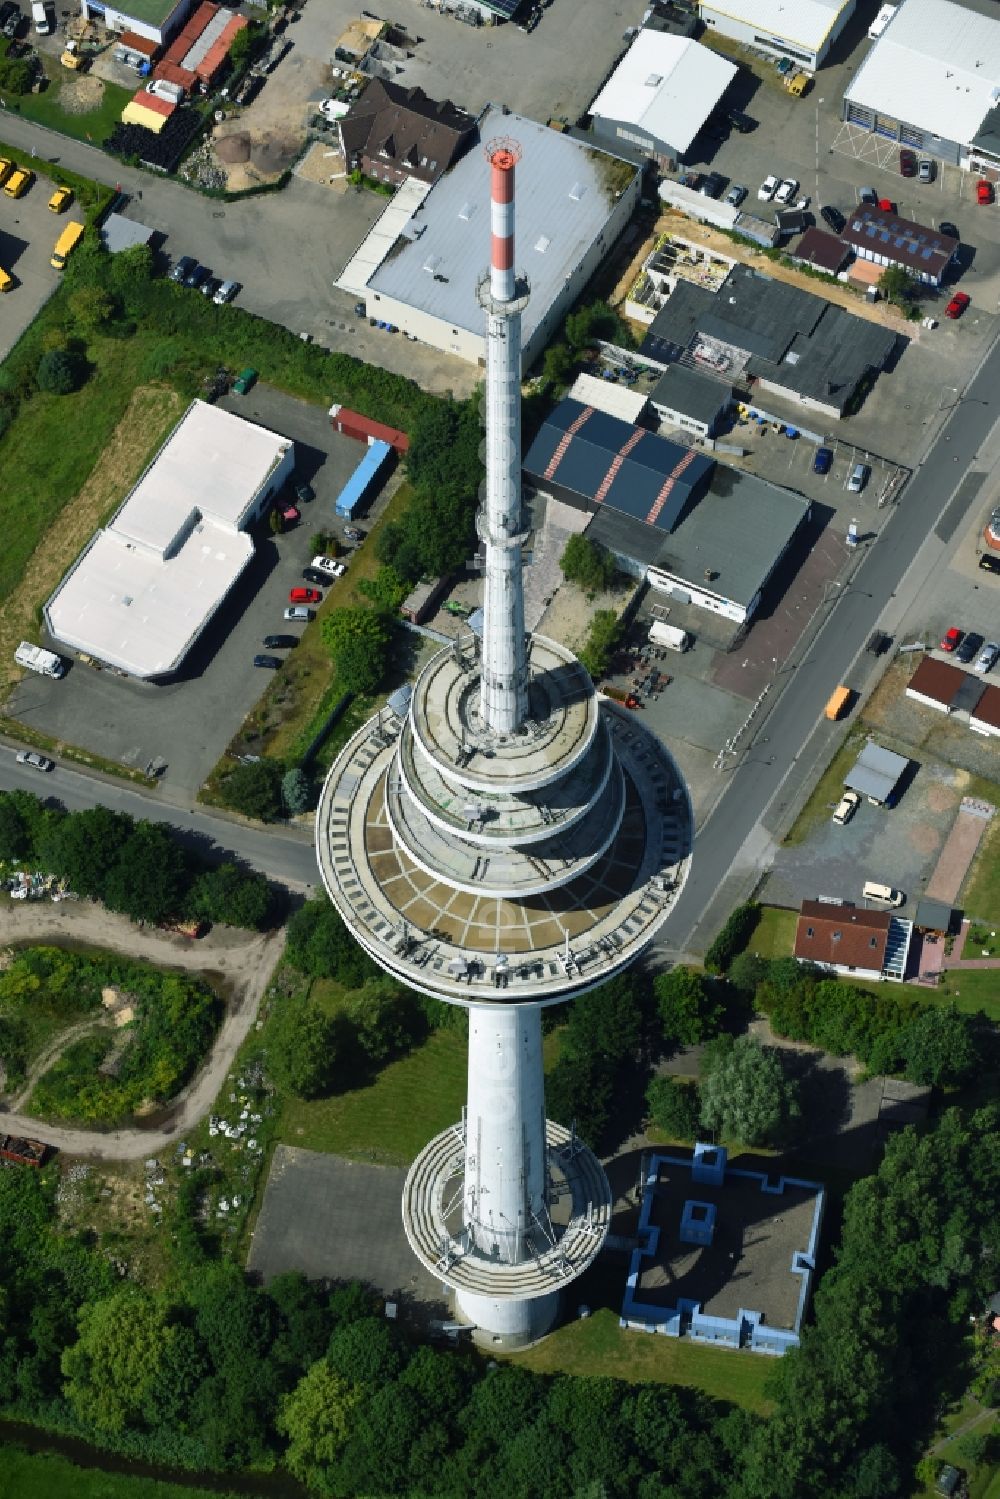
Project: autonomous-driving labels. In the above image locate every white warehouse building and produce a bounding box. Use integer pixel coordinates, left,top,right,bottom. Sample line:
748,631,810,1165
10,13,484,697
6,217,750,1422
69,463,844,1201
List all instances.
45,401,294,680
698,0,856,71
340,106,640,370
588,31,738,169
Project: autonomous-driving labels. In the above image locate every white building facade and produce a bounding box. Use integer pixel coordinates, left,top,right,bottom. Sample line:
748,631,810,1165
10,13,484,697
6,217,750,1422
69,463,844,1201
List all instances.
698,0,856,71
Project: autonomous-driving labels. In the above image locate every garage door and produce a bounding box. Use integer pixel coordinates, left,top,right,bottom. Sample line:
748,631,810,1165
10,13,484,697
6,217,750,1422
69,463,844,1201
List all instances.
874,115,900,140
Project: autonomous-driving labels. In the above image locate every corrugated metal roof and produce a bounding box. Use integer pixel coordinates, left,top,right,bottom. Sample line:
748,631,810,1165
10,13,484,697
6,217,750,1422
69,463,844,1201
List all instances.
568,372,649,422
845,0,1000,144
367,107,637,348
589,32,736,155
844,740,909,802
703,0,853,51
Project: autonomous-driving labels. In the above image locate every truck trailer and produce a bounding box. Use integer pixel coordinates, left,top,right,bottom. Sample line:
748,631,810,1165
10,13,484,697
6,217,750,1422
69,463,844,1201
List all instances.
15,641,65,678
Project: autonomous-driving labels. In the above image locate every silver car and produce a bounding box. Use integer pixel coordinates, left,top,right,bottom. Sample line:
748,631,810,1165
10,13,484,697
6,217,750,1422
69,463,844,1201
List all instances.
847,462,870,493
974,641,1000,674
213,279,240,305
917,158,935,183
725,183,748,207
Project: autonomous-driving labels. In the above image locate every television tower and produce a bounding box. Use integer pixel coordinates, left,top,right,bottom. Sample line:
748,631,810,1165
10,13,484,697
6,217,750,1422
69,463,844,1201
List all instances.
315,141,692,1346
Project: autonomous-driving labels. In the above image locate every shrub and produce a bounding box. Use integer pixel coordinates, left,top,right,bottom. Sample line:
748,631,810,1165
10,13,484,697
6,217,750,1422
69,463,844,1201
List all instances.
36,348,83,395
220,760,285,822
281,768,313,815
578,609,621,681
560,534,618,593
704,901,760,974
646,1076,701,1139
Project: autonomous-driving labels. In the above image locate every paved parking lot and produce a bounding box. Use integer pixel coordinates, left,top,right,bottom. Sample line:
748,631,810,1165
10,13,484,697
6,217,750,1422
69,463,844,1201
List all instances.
3,386,394,796
0,164,75,361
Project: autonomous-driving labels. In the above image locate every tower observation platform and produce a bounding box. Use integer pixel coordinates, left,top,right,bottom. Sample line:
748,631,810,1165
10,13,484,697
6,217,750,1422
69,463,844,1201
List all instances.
314,140,693,1346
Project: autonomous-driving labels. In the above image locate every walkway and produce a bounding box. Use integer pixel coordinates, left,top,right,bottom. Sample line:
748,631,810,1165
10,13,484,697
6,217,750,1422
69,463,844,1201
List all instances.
923,798,995,905
0,901,285,1159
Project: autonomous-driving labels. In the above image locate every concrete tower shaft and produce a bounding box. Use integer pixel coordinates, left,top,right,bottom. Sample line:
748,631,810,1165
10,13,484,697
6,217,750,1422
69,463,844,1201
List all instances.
478,140,530,737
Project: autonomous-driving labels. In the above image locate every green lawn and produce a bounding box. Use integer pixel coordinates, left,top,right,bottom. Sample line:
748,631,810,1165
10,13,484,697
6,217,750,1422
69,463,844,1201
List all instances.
506,1309,775,1413
935,969,1000,1021
0,1444,246,1499
962,818,1000,928
747,905,797,960
279,1026,468,1165
782,735,864,845
0,62,133,147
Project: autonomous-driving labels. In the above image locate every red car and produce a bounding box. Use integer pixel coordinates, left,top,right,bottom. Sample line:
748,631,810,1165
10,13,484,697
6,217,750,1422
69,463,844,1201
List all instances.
878,197,895,212
899,148,916,177
977,178,993,205
945,292,970,319
939,627,963,652
289,586,322,604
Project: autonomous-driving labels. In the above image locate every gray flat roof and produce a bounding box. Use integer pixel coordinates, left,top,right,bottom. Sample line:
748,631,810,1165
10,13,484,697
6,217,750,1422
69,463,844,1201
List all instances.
367,105,637,345
100,212,155,253
588,461,809,608
845,740,909,802
651,364,733,423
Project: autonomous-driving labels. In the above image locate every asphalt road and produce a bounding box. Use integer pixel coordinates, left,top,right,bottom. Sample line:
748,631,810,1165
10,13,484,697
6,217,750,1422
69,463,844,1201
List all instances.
0,751,318,890
661,333,1000,954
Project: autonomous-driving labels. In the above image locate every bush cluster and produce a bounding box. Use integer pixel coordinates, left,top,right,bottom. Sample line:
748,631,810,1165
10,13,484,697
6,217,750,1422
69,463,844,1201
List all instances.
704,900,760,974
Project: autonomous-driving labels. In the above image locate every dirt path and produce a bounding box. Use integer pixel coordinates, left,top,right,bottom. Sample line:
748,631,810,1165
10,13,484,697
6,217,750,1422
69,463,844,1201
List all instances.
0,901,285,1159
4,1015,106,1113
928,1403,997,1455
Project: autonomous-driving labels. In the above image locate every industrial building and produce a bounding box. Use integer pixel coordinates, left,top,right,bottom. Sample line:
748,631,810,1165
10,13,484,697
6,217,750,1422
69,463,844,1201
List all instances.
794,898,912,982
316,143,691,1349
588,30,737,168
347,106,640,370
839,205,957,287
338,80,476,190
843,0,1000,172
621,1144,825,1355
698,0,856,71
789,227,851,276
649,364,733,437
640,264,898,420
78,0,193,46
45,401,294,679
152,1,247,92
523,397,810,625
567,371,651,425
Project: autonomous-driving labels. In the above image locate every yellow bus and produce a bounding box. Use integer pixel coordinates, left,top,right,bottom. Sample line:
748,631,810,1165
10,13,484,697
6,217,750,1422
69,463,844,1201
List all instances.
51,220,85,270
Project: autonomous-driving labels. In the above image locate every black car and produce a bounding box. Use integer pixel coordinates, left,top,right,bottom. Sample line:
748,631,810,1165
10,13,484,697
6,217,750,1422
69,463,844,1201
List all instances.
820,205,845,234
955,631,984,664
979,552,1000,575
235,73,264,107
294,481,315,504
263,634,297,649
253,654,282,669
0,2,18,29
727,109,755,133
0,3,20,38
700,171,727,199
169,255,196,284
303,567,329,585
939,221,960,242
186,264,210,290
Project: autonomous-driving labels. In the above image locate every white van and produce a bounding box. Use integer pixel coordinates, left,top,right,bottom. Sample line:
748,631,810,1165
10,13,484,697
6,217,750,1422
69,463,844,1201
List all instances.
863,881,904,907
847,462,870,493
648,621,691,652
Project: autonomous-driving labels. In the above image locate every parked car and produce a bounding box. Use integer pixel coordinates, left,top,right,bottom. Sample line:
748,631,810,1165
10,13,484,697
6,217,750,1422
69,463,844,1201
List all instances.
294,481,315,504
185,263,210,289
289,587,321,604
169,254,196,284
858,186,877,204
233,367,257,394
813,446,833,475
343,526,366,543
309,555,345,579
284,605,314,622
820,204,845,233
201,276,221,300
979,552,1000,575
47,184,72,213
955,631,984,664
939,626,963,652
774,177,798,204
974,641,1000,673
847,462,870,493
939,220,959,241
832,790,860,826
945,291,970,319
0,158,11,189
918,157,935,183
899,147,917,177
0,5,19,39
725,182,748,207
276,502,300,527
977,178,993,204
302,567,330,585
213,278,240,305
4,167,33,199
15,750,53,772
253,654,281,669
679,172,702,191
700,171,726,199
234,72,264,107
263,634,297,649
757,174,780,201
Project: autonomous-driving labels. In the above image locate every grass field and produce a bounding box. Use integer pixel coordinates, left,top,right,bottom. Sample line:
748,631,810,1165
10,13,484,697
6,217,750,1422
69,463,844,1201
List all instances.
962,818,1000,928
782,734,864,846
506,1308,776,1413
0,56,132,147
0,1444,247,1499
747,905,797,960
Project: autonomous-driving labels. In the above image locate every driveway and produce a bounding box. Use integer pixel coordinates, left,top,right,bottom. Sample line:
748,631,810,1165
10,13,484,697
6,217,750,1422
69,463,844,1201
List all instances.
0,899,285,1159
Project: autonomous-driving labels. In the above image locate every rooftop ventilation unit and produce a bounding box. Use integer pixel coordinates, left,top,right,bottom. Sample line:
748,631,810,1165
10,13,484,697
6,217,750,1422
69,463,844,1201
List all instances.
645,73,663,86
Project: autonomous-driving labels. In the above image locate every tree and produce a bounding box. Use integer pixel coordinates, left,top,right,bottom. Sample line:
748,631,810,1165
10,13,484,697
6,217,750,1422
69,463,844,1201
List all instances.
286,896,379,986
35,804,133,901
899,1003,982,1088
321,606,392,695
0,56,33,94
560,534,618,593
68,286,114,332
228,21,258,69
654,966,723,1047
704,901,760,974
107,243,153,296
542,341,575,386
578,608,621,680
267,993,342,1098
187,862,271,929
646,1076,701,1140
878,265,918,306
699,1035,799,1146
725,951,771,998
277,1359,362,1491
326,1316,402,1388
102,821,187,923
61,1288,174,1434
0,793,30,861
221,759,285,822
36,348,83,396
282,767,313,815
344,981,423,1063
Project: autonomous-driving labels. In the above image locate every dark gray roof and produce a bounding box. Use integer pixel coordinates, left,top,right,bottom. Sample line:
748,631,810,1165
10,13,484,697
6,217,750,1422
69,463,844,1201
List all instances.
845,741,909,802
587,461,808,609
950,673,987,715
792,227,850,273
841,205,957,280
523,398,714,532
651,364,733,424
640,264,897,411
914,898,952,933
339,78,475,185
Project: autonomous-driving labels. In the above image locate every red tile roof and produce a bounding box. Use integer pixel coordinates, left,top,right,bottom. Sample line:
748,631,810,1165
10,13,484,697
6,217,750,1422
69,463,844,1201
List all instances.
906,655,967,707
972,685,1000,729
128,89,175,118
120,30,159,57
794,900,890,971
